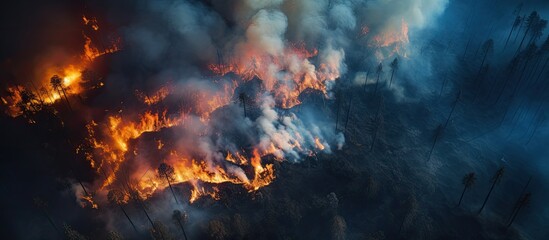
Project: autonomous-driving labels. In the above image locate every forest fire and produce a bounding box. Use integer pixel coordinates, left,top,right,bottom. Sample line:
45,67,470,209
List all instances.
370,19,410,59
208,42,337,108
8,1,548,239
1,16,120,117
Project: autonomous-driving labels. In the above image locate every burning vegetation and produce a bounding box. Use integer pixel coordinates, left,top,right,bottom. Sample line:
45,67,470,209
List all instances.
2,0,547,239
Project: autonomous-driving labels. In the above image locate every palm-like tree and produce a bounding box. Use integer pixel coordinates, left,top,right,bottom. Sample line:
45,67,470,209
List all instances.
458,172,476,206
50,75,72,111
478,166,505,214
516,11,541,55
108,189,139,233
158,163,179,205
172,210,189,240
503,16,522,51
507,192,531,228
389,58,399,87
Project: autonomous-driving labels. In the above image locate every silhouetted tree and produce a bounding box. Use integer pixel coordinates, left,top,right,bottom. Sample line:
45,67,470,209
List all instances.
20,90,39,112
50,75,72,111
172,210,189,240
374,63,383,95
158,163,179,205
534,36,549,84
344,96,353,132
478,166,505,214
131,189,165,239
389,58,399,87
238,92,248,118
444,91,461,129
503,16,523,51
515,11,541,55
473,40,494,100
508,176,532,222
507,193,531,228
108,189,139,233
335,91,341,131
458,172,476,206
33,197,62,237
512,43,538,97
495,57,521,104
363,67,371,91
427,124,444,161
528,18,547,45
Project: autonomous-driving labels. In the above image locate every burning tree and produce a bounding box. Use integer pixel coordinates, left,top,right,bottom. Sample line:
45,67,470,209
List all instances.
458,172,476,206
157,163,179,205
478,166,505,214
50,75,72,111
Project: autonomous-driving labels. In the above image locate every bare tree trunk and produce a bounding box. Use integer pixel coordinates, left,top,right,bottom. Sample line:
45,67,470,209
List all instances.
165,175,179,205
458,185,468,206
478,180,497,214
507,177,532,222
177,219,189,240
515,27,530,56
503,25,516,51
344,97,353,132
119,205,139,233
60,87,72,112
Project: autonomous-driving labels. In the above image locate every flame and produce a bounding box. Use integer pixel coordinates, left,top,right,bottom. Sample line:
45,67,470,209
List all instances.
2,15,121,117
314,137,325,151
369,19,409,60
135,85,172,106
209,42,337,108
82,15,99,31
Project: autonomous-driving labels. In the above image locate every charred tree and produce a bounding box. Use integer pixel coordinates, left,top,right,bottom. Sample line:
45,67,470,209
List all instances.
427,124,444,162
444,91,461,129
344,96,353,133
33,197,62,238
515,11,541,55
458,172,476,206
238,93,248,118
503,16,523,51
389,58,399,87
374,63,383,95
473,40,494,101
507,193,532,229
507,176,532,222
478,166,505,214
50,75,72,112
